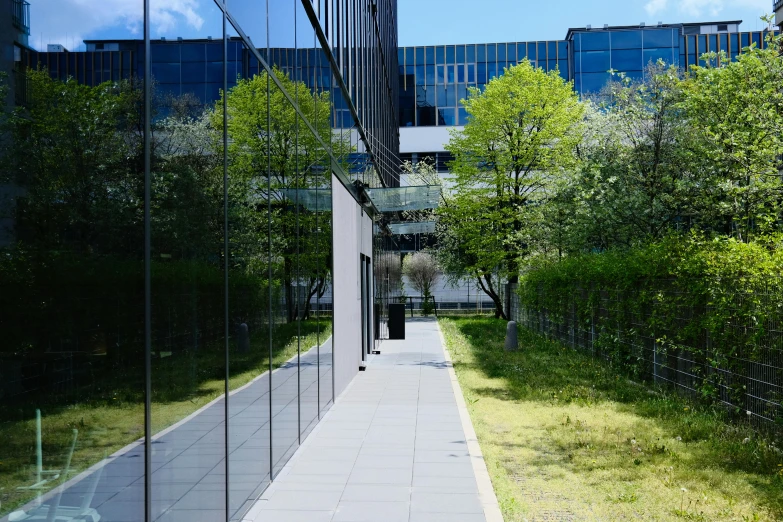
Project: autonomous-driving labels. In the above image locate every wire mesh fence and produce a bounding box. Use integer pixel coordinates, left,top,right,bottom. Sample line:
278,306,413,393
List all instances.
510,282,783,431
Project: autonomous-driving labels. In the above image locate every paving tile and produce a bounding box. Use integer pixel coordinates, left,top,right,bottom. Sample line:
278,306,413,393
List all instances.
410,491,483,513
332,501,409,522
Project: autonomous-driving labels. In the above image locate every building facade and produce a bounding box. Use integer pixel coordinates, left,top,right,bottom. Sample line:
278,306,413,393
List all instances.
0,2,399,522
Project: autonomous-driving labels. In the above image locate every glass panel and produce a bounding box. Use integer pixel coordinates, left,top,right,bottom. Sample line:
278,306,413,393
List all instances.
437,65,445,84
518,42,527,60
425,65,435,84
425,46,435,65
719,34,728,53
643,47,673,66
456,45,465,63
580,50,610,73
579,72,611,93
538,42,547,60
437,107,456,126
558,41,568,59
1,2,146,522
611,49,643,71
497,43,506,61
611,30,643,49
644,29,675,48
507,43,516,62
458,63,466,83
477,44,485,62
153,0,228,520
446,45,455,63
487,44,496,61
415,47,424,66
467,63,476,83
436,46,445,64
466,44,476,62
579,31,610,51
458,107,469,125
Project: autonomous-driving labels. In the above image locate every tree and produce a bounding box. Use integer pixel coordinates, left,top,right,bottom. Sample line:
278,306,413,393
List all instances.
682,27,783,242
442,60,583,318
567,63,699,250
402,251,439,314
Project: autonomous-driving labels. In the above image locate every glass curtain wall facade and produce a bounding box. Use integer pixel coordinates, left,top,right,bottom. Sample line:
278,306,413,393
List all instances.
397,41,568,127
0,2,398,522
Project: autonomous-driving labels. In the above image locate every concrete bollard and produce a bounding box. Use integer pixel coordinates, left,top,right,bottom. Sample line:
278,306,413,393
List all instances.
237,323,250,353
505,321,518,352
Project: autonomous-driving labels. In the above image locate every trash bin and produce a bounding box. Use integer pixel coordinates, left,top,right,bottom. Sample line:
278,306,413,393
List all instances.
388,303,405,340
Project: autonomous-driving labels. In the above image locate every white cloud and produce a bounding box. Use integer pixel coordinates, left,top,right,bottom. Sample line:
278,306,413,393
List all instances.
31,0,204,50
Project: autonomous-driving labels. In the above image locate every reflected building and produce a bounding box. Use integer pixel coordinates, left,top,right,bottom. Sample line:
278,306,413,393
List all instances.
0,2,399,522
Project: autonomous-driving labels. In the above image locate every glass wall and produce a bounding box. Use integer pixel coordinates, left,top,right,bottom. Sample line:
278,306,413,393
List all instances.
397,41,569,127
0,0,398,521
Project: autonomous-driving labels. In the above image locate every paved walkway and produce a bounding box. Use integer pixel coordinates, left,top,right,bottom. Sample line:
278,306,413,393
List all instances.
245,318,501,522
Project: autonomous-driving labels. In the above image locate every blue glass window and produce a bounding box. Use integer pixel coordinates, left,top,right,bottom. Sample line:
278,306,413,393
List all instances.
206,61,223,82
709,35,717,51
398,48,404,64
426,46,435,64
467,44,475,62
477,44,486,62
415,65,425,85
558,41,568,59
416,47,424,65
730,33,739,53
579,72,611,93
487,44,496,61
719,33,728,52
467,63,476,83
446,64,455,83
436,46,445,64
547,60,557,72
151,63,180,83
437,65,445,84
517,43,526,60
477,62,487,83
507,44,516,62
741,33,750,48
548,42,557,60
538,42,547,60
436,85,456,106
150,44,180,62
579,31,610,51
458,64,466,82
611,49,642,71
406,47,414,64
417,107,436,126
425,65,435,84
558,67,568,80
447,45,455,63
416,85,435,107
698,35,707,51
643,48,673,66
752,32,761,48
644,29,675,48
458,107,469,125
179,43,204,62
438,108,456,126
456,45,465,63
487,62,497,80
457,83,468,102
611,30,643,50
527,43,536,60
497,44,506,61
579,50,610,72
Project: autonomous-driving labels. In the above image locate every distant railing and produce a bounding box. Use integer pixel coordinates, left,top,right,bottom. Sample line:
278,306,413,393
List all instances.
12,0,31,35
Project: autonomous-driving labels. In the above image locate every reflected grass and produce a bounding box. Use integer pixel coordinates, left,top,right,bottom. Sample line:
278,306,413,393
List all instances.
439,316,783,522
0,319,330,516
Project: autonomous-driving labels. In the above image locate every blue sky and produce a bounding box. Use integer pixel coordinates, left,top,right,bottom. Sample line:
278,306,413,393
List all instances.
398,0,773,45
28,0,773,52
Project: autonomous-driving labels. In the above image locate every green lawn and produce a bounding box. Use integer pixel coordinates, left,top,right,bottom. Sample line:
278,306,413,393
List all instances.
439,316,783,522
0,320,331,517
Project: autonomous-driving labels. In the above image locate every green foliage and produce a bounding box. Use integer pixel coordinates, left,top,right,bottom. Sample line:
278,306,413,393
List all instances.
440,60,583,318
518,234,783,421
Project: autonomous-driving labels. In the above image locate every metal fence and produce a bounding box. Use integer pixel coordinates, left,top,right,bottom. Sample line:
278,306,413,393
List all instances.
510,282,783,431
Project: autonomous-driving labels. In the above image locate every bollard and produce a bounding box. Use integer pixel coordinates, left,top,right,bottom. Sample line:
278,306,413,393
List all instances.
504,321,518,351
237,323,250,353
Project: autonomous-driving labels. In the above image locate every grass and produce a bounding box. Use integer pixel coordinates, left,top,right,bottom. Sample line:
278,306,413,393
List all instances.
0,319,331,517
439,316,783,522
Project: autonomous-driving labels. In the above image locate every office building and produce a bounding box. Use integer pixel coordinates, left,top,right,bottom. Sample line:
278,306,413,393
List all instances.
0,1,400,522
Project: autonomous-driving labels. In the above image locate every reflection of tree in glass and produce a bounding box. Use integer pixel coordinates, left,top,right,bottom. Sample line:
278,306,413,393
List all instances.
214,67,348,323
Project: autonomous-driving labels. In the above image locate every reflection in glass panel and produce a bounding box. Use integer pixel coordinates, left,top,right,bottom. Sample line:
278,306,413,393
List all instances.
580,50,610,73
644,29,675,48
611,30,643,50
150,0,227,518
438,107,456,126
1,3,145,522
611,49,643,71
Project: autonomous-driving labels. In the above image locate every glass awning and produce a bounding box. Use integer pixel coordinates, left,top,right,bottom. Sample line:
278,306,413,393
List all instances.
365,185,440,212
278,188,331,210
388,221,436,234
